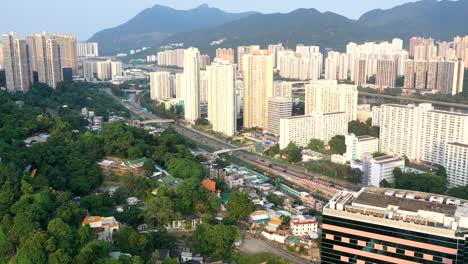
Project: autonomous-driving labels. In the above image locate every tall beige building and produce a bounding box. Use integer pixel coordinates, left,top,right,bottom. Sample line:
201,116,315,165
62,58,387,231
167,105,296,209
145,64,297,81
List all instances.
243,50,273,129
279,112,348,149
150,71,173,100
175,73,185,100
207,59,237,136
199,70,209,103
404,60,415,88
426,60,439,90
237,45,260,73
110,61,122,78
267,96,292,136
183,48,201,124
268,43,283,69
305,80,358,122
96,61,112,80
215,48,234,64
44,39,62,88
414,60,428,89
55,34,77,75
436,60,464,95
353,58,367,86
2,32,31,92
375,59,396,88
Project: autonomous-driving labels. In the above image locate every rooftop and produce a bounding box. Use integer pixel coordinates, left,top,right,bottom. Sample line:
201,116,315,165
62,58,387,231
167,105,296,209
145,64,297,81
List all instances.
326,188,468,234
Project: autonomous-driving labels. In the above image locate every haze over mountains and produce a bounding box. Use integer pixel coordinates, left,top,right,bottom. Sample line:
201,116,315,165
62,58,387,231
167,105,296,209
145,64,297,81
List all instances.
90,0,468,56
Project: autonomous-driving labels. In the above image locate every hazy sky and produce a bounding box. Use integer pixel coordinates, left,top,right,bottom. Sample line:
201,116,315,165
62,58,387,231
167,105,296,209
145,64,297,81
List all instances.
1,0,416,40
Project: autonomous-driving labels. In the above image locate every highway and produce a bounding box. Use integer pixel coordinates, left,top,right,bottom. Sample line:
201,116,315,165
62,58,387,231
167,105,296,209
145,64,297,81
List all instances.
104,88,360,199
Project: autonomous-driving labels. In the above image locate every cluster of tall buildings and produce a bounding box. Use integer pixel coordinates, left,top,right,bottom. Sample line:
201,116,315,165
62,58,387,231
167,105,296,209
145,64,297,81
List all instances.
156,49,185,68
2,32,77,91
156,49,211,69
404,58,464,95
277,45,323,81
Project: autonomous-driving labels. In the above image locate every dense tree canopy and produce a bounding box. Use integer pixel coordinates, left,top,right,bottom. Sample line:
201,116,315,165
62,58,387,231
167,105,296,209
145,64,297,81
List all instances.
393,168,447,194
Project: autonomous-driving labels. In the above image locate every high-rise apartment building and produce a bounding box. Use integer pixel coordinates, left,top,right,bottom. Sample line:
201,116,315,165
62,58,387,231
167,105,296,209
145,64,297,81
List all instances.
277,50,322,81
206,59,237,136
305,80,358,122
77,42,99,57
268,44,283,69
267,96,292,136
215,48,234,64
445,143,468,187
237,45,260,73
150,71,173,100
157,49,184,68
199,70,208,103
175,73,185,100
353,58,367,86
273,81,293,97
96,61,111,80
404,60,416,88
110,61,122,78
183,48,201,124
415,60,428,89
322,188,468,264
376,59,397,88
27,33,63,88
2,32,31,92
379,103,468,186
243,50,273,129
54,34,77,75
279,112,348,149
409,36,434,58
199,54,210,70
82,61,96,81
436,60,464,95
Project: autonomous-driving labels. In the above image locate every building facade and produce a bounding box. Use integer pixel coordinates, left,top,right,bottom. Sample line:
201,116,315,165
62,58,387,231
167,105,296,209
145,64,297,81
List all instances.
322,188,468,264
279,112,348,149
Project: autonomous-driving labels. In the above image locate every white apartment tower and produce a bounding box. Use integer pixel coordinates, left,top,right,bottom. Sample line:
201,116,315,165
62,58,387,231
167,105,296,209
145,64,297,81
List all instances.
183,48,201,124
243,50,274,129
150,71,173,100
305,80,358,122
207,59,237,136
2,32,31,92
267,96,292,136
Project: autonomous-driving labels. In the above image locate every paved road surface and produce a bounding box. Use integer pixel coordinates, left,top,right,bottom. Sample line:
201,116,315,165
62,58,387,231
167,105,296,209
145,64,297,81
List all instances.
239,238,318,264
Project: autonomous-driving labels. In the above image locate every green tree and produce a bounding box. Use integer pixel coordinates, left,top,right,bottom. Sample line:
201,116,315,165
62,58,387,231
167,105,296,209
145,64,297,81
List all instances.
329,135,346,155
48,249,72,264
142,160,154,177
15,231,48,264
281,142,302,163
113,226,149,256
265,144,280,157
145,196,175,228
447,185,468,200
192,224,241,259
266,193,284,206
227,191,254,220
307,139,325,152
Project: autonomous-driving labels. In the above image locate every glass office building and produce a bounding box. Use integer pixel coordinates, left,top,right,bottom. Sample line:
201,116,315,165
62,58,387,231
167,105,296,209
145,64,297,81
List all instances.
321,188,468,264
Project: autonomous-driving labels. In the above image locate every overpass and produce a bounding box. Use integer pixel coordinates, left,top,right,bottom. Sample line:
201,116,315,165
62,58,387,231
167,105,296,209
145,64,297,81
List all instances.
213,146,253,155
141,119,175,124
122,90,144,95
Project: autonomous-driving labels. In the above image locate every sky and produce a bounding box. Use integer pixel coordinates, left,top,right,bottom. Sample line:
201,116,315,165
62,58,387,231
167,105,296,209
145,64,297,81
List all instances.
1,0,416,40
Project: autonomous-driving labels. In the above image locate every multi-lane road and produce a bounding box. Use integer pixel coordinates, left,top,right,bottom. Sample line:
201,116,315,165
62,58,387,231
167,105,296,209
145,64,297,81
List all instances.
104,88,359,199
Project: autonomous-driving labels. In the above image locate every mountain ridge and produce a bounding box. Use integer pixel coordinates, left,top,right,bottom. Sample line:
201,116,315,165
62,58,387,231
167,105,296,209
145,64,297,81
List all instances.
90,0,468,56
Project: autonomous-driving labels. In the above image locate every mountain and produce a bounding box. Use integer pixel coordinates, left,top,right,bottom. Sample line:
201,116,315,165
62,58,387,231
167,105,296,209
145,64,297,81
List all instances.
161,8,377,55
88,4,256,55
163,0,468,55
358,0,468,40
